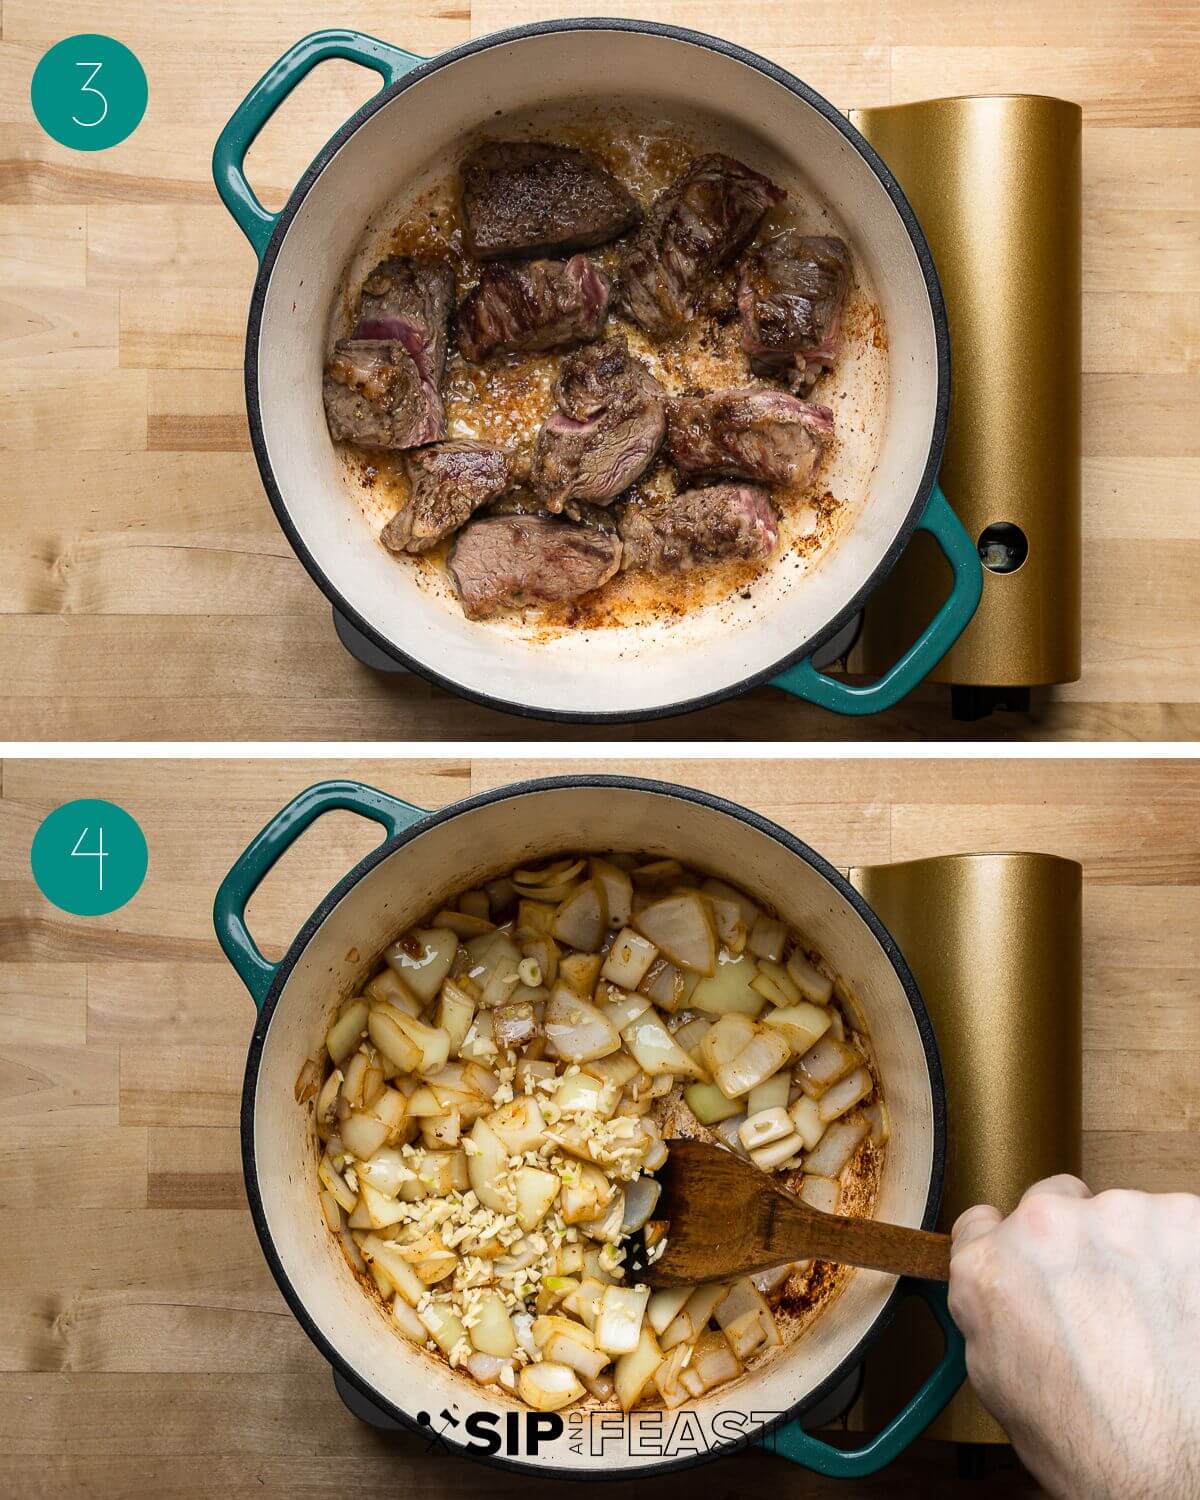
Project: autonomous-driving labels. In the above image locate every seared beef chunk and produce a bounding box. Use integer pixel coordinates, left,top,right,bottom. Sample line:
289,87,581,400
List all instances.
381,441,518,555
324,257,454,451
739,233,851,390
619,483,779,572
448,514,622,618
458,255,610,362
666,387,833,486
531,337,667,511
460,141,640,260
617,154,784,340
354,256,454,381
323,340,445,450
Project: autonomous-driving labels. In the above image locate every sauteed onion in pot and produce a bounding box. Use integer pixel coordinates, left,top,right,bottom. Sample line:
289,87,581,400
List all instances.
297,853,887,1411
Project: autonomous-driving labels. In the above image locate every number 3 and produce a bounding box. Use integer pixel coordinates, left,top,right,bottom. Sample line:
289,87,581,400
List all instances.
72,61,108,129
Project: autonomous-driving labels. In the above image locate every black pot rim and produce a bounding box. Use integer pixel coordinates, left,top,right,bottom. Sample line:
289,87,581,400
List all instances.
239,773,948,1479
243,17,952,725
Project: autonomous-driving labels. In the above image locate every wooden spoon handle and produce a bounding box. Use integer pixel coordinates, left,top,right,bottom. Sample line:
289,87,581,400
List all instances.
765,1188,954,1284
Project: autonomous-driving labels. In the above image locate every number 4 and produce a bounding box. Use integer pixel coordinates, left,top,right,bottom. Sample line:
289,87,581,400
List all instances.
71,825,107,891
73,62,108,129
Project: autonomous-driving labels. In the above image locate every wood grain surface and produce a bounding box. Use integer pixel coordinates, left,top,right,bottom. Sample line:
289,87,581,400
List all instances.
4,753,1198,1497
1,0,1198,740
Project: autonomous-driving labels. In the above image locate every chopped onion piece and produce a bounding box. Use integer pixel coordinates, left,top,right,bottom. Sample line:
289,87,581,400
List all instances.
615,1322,663,1410
494,1000,537,1050
466,1117,510,1212
699,1012,757,1077
711,1113,749,1156
786,949,835,1005
552,879,609,952
591,858,633,928
788,1092,827,1151
648,1287,692,1337
600,986,652,1032
294,1057,321,1104
596,1284,651,1356
819,1065,873,1123
515,857,586,888
747,1073,791,1114
394,1297,426,1343
470,1291,518,1357
514,1164,561,1231
799,1174,840,1215
748,914,787,963
621,1175,662,1233
602,928,659,989
762,1002,833,1057
701,878,761,931
319,1153,357,1212
622,1008,703,1078
386,928,457,1004
361,1233,426,1306
691,951,764,1016
865,1098,891,1145
315,1067,343,1127
638,957,700,1012
706,895,748,955
519,1361,585,1412
633,893,716,975
341,1109,389,1161
749,1131,803,1170
715,1027,791,1099
684,1080,742,1125
804,1111,870,1178
796,1034,860,1097
432,909,495,939
661,1284,724,1350
326,1001,368,1065
545,987,620,1063
739,1106,794,1151
681,1329,741,1394
465,1351,507,1383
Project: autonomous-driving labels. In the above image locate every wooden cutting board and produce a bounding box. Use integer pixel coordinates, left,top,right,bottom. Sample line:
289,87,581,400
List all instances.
3,754,1198,1497
1,0,1198,741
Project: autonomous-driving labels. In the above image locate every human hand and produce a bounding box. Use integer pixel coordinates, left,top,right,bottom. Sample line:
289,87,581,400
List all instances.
948,1177,1200,1500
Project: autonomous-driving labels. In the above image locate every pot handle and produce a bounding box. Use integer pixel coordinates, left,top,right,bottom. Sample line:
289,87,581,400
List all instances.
765,1279,966,1477
213,780,428,1009
213,30,426,259
770,485,982,714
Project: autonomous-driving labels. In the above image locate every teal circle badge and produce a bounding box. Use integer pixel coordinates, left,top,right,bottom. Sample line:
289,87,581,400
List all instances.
30,35,147,151
31,799,148,917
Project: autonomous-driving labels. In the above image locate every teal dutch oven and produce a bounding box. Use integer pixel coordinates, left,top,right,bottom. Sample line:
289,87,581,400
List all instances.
213,20,981,723
215,775,965,1476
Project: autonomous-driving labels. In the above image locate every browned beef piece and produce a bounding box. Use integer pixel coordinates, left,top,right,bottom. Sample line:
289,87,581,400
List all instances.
448,514,622,618
619,484,779,572
460,141,640,260
739,233,851,390
353,256,454,384
457,255,611,362
323,340,445,450
617,154,784,340
380,441,519,555
666,387,833,486
531,337,666,512
323,256,454,451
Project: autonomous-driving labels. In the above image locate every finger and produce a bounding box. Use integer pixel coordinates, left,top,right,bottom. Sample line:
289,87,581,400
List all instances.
1019,1174,1092,1204
951,1203,1002,1250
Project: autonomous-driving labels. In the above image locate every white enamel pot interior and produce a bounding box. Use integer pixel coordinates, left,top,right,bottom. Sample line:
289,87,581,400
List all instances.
240,777,945,1477
247,20,949,722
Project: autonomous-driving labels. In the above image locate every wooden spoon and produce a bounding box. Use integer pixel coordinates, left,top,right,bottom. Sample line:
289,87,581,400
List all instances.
641,1138,950,1286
